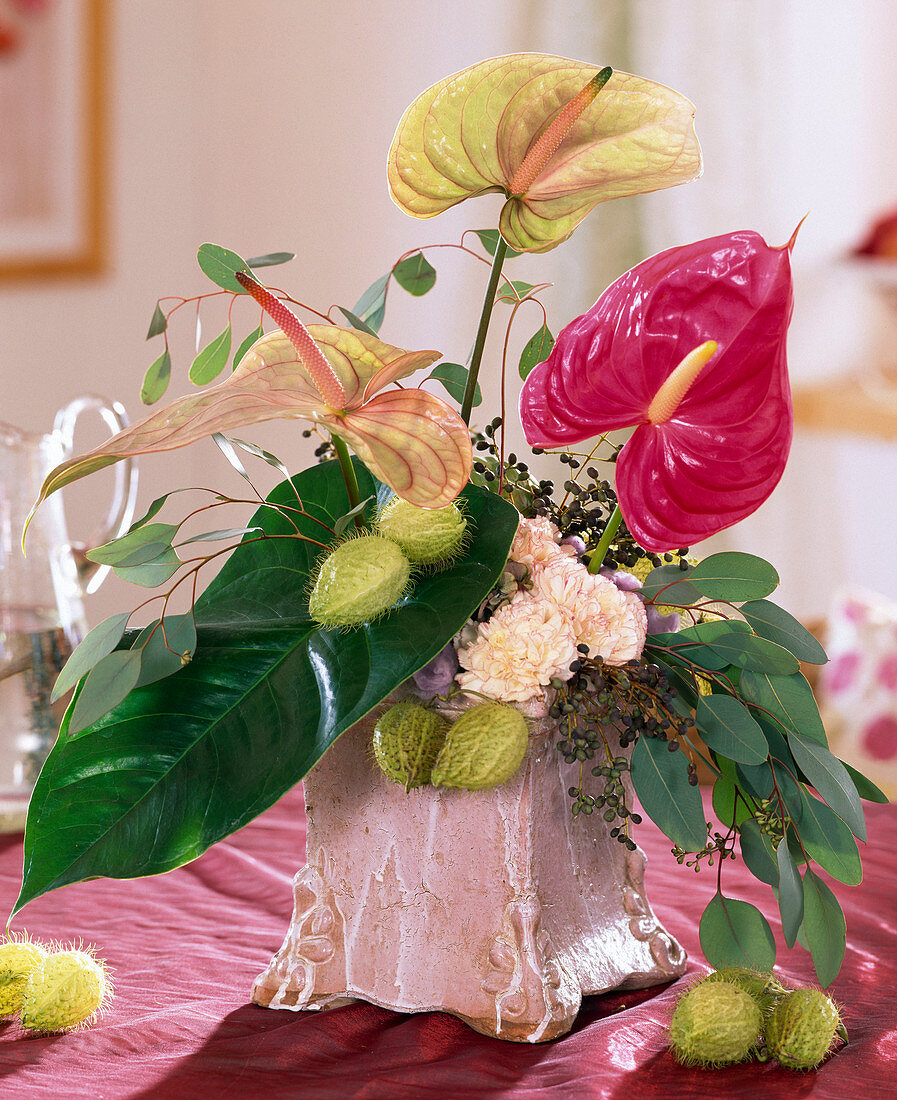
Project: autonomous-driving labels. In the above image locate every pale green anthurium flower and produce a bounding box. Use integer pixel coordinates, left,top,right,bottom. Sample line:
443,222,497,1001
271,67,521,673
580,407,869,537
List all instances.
388,53,702,253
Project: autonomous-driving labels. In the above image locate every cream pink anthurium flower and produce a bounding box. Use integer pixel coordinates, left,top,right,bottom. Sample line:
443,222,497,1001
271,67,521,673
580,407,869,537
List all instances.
520,230,796,551
28,276,472,524
388,53,701,253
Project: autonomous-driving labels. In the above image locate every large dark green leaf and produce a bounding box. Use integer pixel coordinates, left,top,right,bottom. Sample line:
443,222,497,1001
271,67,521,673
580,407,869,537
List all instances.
630,735,706,851
699,891,776,971
16,462,518,912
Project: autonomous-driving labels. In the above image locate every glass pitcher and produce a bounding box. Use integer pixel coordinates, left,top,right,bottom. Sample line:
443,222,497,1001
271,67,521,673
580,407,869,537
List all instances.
0,397,137,830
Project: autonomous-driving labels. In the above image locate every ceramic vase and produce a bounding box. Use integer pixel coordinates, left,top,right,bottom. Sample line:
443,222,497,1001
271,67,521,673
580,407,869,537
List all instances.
253,693,686,1042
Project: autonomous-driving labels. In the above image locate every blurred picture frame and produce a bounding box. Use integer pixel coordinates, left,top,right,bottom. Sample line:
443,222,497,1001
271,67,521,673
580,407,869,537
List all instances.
0,0,106,280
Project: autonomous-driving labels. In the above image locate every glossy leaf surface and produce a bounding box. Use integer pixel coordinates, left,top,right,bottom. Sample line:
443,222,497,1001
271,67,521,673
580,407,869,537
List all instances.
388,54,700,253
16,463,518,911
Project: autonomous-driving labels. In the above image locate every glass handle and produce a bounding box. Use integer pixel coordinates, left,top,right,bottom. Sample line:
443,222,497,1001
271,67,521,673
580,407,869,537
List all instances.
53,396,139,595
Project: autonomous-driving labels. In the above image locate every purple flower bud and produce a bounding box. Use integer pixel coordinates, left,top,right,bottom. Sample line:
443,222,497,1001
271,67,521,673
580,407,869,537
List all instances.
560,534,587,556
412,642,460,695
600,567,643,592
646,607,681,634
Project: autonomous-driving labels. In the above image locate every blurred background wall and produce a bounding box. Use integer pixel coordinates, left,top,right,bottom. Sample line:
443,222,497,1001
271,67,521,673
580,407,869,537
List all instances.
2,0,897,626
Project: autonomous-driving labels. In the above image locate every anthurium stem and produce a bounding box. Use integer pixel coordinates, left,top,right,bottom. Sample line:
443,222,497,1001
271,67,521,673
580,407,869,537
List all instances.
331,434,362,525
461,235,509,425
588,504,623,574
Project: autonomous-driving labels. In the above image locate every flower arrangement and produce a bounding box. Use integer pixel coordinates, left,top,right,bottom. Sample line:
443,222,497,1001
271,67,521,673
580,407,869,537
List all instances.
16,54,883,1015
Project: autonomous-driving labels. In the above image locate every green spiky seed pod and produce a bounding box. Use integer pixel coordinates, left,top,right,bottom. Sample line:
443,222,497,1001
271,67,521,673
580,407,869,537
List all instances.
766,989,843,1070
373,700,450,790
669,980,762,1067
700,967,790,1019
308,535,411,628
431,703,528,791
20,949,111,1033
376,497,467,567
0,937,48,1016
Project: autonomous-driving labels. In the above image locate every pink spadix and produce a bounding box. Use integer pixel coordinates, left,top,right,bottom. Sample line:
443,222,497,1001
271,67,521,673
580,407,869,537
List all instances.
520,230,795,551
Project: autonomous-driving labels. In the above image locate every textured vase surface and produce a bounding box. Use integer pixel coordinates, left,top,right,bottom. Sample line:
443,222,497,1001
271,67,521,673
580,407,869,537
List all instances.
253,696,687,1042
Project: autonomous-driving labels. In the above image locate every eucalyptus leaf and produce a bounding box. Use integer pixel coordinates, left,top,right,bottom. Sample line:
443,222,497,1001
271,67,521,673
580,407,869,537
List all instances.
352,272,390,332
132,613,197,690
630,735,707,851
333,496,374,537
639,564,701,606
518,324,555,381
189,326,232,385
141,350,171,406
224,438,292,481
51,613,132,703
737,758,774,801
776,838,804,947
335,307,378,336
197,243,251,293
146,302,167,340
17,463,518,912
787,731,867,842
68,650,143,737
843,761,888,804
211,432,251,482
495,280,536,304
708,633,799,676
696,694,768,764
699,892,776,971
114,547,181,588
740,600,828,665
796,787,862,885
739,819,779,885
233,324,264,370
802,870,846,986
429,362,482,408
689,553,779,602
740,669,827,745
393,252,436,296
247,251,295,268
711,757,753,828
87,523,180,567
176,527,262,547
474,229,522,259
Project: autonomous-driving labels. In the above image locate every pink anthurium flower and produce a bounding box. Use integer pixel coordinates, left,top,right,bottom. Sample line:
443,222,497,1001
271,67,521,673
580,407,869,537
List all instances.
388,53,701,254
28,279,473,525
520,230,795,551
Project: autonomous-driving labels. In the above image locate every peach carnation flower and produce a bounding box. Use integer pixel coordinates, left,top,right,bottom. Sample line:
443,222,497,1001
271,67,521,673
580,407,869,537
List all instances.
531,554,647,666
510,516,570,573
457,591,578,703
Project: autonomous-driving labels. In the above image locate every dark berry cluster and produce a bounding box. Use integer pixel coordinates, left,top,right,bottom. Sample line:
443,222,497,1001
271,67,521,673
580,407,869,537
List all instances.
552,650,697,839
302,428,335,463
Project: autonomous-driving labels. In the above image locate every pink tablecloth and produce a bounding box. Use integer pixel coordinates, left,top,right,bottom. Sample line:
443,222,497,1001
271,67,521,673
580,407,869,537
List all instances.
0,787,894,1099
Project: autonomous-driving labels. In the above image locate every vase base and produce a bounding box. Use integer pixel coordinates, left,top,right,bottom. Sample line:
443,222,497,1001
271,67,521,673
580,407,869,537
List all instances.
253,700,686,1043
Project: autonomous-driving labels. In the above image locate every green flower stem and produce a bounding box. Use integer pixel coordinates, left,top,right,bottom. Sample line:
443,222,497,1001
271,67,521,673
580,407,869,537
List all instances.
331,434,362,525
588,504,623,574
461,235,509,425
